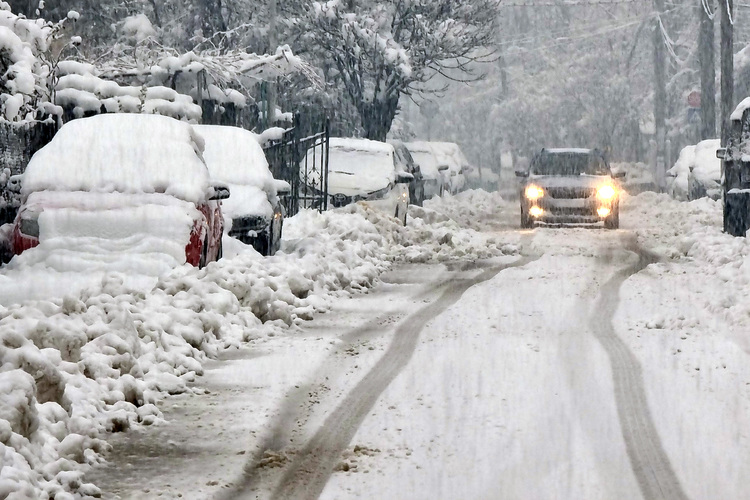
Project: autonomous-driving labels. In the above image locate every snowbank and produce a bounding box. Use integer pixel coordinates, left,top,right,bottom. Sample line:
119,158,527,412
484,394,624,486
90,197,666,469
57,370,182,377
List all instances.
0,190,517,498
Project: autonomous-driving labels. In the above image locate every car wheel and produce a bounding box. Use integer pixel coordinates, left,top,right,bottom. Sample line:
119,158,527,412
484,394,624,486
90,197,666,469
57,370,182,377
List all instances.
604,207,619,229
520,208,534,229
252,229,271,255
725,191,750,236
199,237,208,269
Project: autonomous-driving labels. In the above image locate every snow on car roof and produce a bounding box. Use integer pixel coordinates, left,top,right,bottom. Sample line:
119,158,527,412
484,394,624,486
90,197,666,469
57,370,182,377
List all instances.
330,137,394,155
730,97,750,121
22,114,210,203
193,125,272,187
543,148,593,154
193,125,275,219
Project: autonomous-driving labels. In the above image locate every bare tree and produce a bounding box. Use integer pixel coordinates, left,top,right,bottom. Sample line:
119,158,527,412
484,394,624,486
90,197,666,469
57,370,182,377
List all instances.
305,0,498,141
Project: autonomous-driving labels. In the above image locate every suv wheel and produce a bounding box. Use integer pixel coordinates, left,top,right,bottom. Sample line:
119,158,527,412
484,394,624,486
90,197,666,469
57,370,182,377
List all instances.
520,208,534,229
725,192,750,236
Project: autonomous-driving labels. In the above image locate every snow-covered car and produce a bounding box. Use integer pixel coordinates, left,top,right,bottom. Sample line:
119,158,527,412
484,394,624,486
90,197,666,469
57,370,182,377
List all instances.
194,125,289,255
404,141,450,199
390,140,425,206
429,141,471,194
11,114,227,268
515,148,624,229
666,139,721,201
327,138,413,225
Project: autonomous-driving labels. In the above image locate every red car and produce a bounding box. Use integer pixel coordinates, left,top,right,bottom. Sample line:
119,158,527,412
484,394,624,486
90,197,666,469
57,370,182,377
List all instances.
11,114,227,268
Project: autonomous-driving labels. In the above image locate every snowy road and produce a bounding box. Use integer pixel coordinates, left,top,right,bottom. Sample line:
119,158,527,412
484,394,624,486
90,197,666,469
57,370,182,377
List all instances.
80,194,750,500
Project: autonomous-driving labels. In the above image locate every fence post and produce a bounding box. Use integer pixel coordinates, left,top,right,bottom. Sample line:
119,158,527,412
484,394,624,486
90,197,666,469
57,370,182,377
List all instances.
292,113,301,216
323,117,330,212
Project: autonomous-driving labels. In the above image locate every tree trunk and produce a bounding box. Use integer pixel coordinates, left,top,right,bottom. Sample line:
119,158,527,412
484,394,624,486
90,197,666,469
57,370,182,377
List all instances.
699,0,716,139
360,97,399,142
720,0,734,146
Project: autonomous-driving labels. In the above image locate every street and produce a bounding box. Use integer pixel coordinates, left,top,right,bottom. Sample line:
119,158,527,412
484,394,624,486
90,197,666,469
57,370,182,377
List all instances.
83,195,750,500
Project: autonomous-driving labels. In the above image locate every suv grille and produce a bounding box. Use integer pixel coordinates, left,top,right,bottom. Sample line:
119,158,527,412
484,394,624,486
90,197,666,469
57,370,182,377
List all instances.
546,187,595,199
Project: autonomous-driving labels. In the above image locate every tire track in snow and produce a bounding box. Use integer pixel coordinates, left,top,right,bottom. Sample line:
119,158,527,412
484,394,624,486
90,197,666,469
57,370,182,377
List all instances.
223,256,538,500
591,243,689,500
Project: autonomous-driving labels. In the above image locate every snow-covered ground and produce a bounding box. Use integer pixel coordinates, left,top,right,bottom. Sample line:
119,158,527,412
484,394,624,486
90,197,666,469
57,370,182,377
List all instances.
0,193,515,499
3,189,750,499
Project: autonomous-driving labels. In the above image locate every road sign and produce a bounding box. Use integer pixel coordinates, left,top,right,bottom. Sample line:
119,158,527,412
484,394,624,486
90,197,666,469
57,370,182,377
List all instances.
688,91,701,108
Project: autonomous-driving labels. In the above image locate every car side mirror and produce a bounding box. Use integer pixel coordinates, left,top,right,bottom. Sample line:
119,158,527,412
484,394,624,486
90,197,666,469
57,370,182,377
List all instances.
612,171,626,178
438,165,450,172
396,171,414,184
7,174,22,193
716,148,727,159
275,179,291,195
208,184,230,200
515,170,529,178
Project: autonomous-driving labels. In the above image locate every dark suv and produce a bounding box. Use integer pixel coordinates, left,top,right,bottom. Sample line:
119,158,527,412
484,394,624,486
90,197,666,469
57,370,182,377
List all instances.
515,148,625,229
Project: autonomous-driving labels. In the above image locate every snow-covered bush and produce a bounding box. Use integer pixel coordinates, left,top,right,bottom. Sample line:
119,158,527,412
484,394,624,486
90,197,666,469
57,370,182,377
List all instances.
0,5,76,123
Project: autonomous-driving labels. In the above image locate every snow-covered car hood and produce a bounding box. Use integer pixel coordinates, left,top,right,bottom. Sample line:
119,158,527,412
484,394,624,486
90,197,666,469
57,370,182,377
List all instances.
327,171,391,198
529,174,612,189
220,183,274,221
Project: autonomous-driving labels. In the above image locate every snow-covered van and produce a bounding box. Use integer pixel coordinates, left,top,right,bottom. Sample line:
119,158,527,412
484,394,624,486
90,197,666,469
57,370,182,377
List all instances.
194,125,289,255
326,138,413,225
11,114,227,268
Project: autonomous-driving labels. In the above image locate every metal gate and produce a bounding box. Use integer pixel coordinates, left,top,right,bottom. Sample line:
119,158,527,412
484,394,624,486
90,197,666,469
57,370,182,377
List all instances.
263,115,329,217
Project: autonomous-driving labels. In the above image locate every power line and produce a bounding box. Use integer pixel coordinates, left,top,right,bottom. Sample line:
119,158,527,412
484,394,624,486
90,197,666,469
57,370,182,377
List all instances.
499,0,648,6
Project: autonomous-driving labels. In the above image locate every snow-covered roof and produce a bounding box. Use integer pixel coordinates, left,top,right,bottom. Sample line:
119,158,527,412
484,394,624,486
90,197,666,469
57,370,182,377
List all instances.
194,125,275,219
54,63,203,122
22,114,210,203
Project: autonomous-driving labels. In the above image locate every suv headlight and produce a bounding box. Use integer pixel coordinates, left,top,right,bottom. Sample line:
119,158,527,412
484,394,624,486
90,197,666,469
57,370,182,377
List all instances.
596,185,616,200
525,185,544,200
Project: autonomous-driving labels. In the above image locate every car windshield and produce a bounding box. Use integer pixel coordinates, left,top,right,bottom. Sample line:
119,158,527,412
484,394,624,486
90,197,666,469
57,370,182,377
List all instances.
531,152,609,176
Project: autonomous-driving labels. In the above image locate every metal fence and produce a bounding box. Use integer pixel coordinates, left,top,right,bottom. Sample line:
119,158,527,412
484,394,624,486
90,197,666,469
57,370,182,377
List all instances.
263,115,329,217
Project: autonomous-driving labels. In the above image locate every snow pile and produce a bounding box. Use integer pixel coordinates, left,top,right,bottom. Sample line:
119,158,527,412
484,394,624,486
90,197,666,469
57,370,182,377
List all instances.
622,191,750,329
194,125,276,220
0,189,518,498
611,161,655,194
420,189,508,232
21,114,209,203
666,139,721,201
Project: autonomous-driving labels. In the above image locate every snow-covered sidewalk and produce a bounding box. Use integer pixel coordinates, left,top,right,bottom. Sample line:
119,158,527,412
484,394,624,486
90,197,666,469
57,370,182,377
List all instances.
0,192,515,499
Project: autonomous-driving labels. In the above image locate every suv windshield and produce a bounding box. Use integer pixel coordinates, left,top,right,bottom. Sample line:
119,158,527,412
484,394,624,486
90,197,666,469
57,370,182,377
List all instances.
531,152,609,176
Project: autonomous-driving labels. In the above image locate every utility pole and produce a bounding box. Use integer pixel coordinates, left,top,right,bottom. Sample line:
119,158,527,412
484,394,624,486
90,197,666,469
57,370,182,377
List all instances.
653,0,667,190
265,0,278,129
720,0,734,145
699,0,716,139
